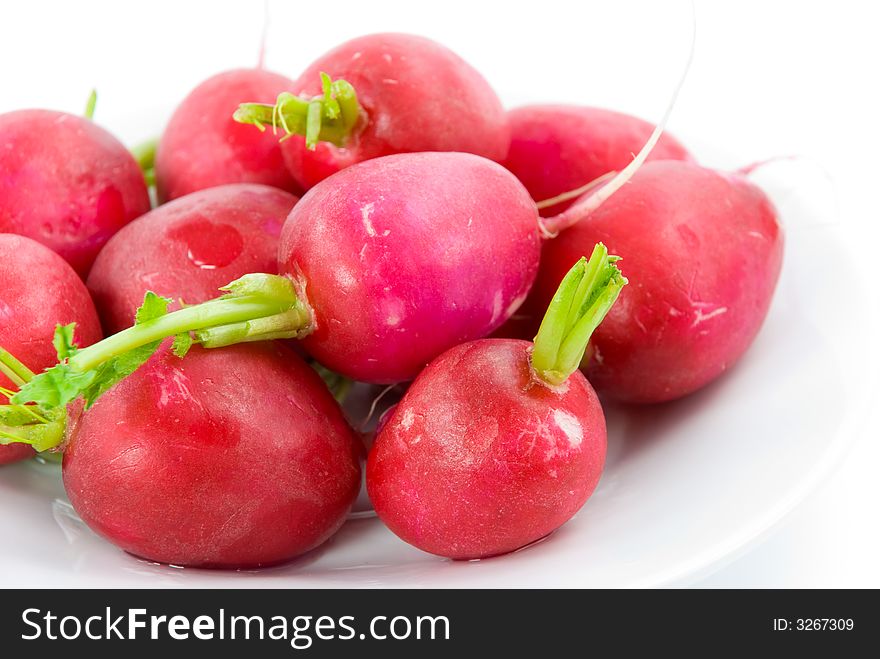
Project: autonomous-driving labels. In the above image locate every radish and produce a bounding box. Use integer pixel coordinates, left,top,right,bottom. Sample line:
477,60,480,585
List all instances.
0,234,102,465
0,110,151,277
367,246,623,559
87,184,298,333
233,33,509,190
155,69,302,202
0,288,360,567
278,152,540,383
531,160,784,403
503,105,693,216
63,342,360,568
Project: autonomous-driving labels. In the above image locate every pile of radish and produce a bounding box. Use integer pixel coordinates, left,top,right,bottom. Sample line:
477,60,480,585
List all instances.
0,32,783,568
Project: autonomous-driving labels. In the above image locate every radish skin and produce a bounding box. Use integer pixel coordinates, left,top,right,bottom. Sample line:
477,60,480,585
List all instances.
156,69,302,202
279,152,541,383
238,33,509,190
535,161,784,403
503,105,693,217
0,234,102,464
87,184,298,333
0,110,151,277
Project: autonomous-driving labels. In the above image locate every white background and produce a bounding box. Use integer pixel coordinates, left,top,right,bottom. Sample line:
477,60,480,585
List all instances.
1,0,878,587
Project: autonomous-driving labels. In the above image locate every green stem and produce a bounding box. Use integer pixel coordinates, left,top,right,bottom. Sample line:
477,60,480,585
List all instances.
0,427,32,445
68,277,311,374
530,244,627,387
0,403,50,425
131,138,157,187
0,415,65,452
70,298,280,372
84,89,97,120
196,309,312,348
311,363,353,404
0,275,313,451
1,273,314,453
233,73,363,150
0,349,36,387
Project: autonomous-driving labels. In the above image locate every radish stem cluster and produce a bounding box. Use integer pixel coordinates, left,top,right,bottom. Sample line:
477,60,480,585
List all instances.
531,244,626,386
234,73,363,149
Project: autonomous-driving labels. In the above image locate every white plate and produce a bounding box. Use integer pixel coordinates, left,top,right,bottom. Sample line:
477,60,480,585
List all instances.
1,146,875,588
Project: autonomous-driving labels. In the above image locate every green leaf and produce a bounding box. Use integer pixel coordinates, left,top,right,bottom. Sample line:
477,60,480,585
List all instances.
80,340,161,408
0,416,66,452
53,323,79,360
10,363,97,409
135,292,171,325
0,427,33,446
0,406,38,426
172,332,193,358
12,291,173,411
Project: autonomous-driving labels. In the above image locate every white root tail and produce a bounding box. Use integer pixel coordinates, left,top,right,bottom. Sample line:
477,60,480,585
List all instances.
539,3,697,238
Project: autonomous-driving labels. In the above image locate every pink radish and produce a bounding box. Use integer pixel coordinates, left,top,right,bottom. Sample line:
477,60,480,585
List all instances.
531,160,783,403
155,69,302,202
234,33,509,190
503,105,693,216
278,152,540,383
367,246,622,559
0,110,151,277
0,234,102,464
87,183,298,333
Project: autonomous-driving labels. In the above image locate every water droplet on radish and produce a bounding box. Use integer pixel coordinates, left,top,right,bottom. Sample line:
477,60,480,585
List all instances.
168,220,243,270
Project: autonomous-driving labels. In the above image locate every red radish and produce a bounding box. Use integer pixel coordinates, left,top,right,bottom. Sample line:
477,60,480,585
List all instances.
503,105,693,216
0,436,31,467
234,33,509,190
368,247,623,559
0,110,151,277
0,234,102,465
155,69,302,202
87,184,298,333
279,152,540,383
60,341,360,568
532,160,783,403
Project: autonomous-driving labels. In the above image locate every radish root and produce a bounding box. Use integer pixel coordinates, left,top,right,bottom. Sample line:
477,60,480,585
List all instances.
540,4,697,237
